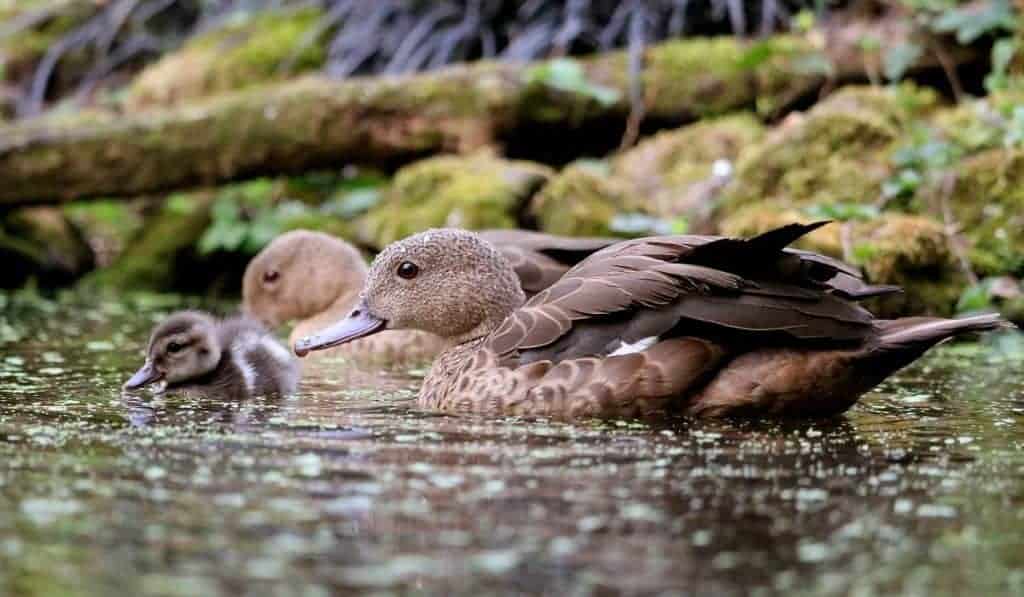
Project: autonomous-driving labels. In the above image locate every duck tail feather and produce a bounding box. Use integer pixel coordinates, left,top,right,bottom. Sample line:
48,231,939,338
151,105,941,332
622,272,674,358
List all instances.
877,313,1012,353
746,221,831,253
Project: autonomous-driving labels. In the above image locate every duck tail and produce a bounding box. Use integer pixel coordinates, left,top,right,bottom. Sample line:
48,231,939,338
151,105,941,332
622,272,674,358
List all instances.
745,220,831,253
874,313,1012,365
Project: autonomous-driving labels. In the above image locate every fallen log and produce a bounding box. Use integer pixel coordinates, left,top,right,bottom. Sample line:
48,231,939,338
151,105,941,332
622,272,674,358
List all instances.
0,17,977,205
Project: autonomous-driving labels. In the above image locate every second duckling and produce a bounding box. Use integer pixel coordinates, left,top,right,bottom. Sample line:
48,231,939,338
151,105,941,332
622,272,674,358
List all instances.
124,311,299,399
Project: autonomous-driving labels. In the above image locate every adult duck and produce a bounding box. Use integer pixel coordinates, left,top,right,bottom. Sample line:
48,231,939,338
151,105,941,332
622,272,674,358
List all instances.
125,311,299,399
243,229,615,363
294,223,1007,418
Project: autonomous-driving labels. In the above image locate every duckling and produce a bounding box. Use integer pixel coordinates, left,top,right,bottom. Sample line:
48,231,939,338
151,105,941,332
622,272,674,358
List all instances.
242,229,615,363
294,224,1009,419
124,311,299,399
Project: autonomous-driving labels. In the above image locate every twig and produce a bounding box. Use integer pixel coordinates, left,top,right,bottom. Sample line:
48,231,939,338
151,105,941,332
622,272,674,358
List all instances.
928,38,964,103
937,171,979,285
620,0,647,150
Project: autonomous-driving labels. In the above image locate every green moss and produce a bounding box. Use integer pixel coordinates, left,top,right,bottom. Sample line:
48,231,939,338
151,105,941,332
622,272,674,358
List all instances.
941,149,1024,276
719,86,933,215
127,8,326,108
720,204,962,315
613,113,763,225
530,162,646,237
361,153,553,248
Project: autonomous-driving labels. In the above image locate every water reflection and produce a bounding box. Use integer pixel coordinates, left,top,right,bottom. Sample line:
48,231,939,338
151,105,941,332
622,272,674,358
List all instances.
0,296,1022,595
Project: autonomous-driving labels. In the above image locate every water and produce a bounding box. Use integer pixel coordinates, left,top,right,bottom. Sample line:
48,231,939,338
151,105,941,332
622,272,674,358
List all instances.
1,294,1022,596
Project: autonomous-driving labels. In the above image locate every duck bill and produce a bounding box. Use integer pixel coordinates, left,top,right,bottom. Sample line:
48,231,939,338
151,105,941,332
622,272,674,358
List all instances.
123,361,163,390
293,305,385,357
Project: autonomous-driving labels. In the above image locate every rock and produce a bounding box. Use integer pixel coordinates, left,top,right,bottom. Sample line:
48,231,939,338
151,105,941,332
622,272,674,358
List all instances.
127,8,326,109
719,204,962,316
529,161,647,237
613,113,763,231
938,149,1024,277
719,84,937,216
0,206,95,288
361,154,553,248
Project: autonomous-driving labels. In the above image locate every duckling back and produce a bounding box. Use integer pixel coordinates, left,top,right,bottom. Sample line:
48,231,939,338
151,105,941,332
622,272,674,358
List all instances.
218,316,300,397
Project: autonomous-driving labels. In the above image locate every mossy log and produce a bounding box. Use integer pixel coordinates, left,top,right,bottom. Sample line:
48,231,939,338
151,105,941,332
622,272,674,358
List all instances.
0,18,975,205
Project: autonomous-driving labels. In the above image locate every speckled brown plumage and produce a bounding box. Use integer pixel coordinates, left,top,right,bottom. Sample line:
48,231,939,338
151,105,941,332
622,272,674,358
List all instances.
295,224,1009,418
244,229,617,364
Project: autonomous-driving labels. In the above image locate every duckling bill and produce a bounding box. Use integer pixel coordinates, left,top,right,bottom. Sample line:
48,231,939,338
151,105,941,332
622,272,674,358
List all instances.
125,311,299,399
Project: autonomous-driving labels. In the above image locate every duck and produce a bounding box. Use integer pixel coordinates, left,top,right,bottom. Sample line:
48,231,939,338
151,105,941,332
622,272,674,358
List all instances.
293,223,1009,419
124,310,299,399
242,229,616,363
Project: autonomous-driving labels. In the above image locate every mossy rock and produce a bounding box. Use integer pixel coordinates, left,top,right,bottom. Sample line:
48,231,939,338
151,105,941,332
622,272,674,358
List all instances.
939,149,1024,277
127,8,326,109
613,113,763,228
0,206,95,288
529,162,648,237
361,154,554,248
720,204,962,316
719,85,936,216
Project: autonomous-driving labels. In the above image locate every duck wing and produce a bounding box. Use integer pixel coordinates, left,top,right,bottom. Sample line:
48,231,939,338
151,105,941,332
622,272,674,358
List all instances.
487,222,881,366
482,230,618,297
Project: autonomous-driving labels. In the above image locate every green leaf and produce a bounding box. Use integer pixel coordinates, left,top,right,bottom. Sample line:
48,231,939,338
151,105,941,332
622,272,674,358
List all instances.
956,282,994,313
883,42,923,82
323,188,381,218
931,0,1014,44
1004,105,1024,148
881,169,923,200
792,10,815,33
524,58,621,106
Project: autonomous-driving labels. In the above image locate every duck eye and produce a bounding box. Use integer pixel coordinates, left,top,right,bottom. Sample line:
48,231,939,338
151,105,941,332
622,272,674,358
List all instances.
397,261,419,280
167,342,182,354
262,270,280,284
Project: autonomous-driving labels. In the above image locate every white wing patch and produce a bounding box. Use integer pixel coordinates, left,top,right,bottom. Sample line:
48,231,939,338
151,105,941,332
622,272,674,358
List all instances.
609,336,659,356
260,335,294,366
232,333,259,393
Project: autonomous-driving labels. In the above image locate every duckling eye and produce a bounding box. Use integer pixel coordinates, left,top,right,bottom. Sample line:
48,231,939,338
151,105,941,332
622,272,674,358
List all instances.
167,342,183,354
397,261,419,280
262,270,280,284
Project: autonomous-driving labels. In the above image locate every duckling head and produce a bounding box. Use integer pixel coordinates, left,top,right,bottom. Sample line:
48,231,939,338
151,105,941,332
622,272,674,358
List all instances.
243,230,368,329
295,228,525,356
124,311,223,390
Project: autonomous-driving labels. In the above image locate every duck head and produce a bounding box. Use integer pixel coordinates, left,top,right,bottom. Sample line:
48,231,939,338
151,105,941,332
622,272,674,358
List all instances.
295,229,525,356
124,311,222,390
243,230,368,329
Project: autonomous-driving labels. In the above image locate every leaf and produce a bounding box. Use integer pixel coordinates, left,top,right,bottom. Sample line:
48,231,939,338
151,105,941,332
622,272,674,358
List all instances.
323,188,381,218
881,169,922,200
883,42,923,82
524,58,621,106
931,0,1014,44
1003,105,1024,148
956,282,994,313
990,37,1018,75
